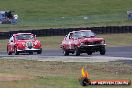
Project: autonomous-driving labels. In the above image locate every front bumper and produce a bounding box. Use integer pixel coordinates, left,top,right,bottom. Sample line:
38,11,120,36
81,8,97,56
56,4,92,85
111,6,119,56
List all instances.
80,44,106,47
79,44,106,52
17,48,42,52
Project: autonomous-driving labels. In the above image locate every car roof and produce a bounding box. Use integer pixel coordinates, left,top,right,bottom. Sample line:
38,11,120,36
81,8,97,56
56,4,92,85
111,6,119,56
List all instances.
13,33,33,36
79,30,91,32
70,30,91,33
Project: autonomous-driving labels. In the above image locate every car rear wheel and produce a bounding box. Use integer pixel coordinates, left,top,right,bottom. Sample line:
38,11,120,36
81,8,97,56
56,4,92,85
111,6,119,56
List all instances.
75,47,80,56
63,49,69,56
100,47,106,55
14,47,19,55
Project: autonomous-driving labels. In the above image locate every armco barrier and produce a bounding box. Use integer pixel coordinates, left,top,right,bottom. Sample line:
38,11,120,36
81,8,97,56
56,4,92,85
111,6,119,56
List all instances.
0,26,132,39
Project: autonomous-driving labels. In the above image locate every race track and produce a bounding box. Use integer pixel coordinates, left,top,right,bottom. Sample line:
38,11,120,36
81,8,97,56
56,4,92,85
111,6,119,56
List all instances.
0,46,132,62
41,46,132,58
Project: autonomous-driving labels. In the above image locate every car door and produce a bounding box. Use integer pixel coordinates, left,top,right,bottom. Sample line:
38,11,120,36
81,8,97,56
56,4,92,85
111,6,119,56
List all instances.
67,33,75,49
62,34,69,49
7,36,15,52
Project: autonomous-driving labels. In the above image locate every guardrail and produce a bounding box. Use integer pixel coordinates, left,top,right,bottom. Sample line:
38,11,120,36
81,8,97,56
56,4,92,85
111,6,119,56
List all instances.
0,26,132,39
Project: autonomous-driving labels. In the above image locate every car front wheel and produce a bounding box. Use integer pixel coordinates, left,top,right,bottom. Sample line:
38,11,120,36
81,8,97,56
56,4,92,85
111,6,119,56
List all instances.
14,47,19,55
7,47,12,55
100,47,106,55
37,49,42,54
75,47,80,56
7,50,12,55
63,49,69,56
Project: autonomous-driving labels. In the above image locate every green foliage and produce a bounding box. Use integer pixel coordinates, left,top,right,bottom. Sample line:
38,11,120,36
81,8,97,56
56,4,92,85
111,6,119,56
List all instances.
0,0,132,29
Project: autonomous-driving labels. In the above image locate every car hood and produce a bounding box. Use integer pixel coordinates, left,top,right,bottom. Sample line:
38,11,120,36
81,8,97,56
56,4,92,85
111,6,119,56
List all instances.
79,37,104,43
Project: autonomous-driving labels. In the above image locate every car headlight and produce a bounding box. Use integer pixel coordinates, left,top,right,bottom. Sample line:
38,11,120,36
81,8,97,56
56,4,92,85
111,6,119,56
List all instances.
101,40,105,44
80,42,85,46
22,42,26,46
34,41,38,45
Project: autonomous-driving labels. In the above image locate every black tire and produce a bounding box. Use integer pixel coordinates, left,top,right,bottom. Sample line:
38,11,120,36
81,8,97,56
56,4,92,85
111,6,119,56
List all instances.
100,47,106,55
14,47,19,55
8,52,12,55
37,49,42,54
63,49,69,56
8,51,12,55
87,51,92,55
75,47,80,56
7,47,12,55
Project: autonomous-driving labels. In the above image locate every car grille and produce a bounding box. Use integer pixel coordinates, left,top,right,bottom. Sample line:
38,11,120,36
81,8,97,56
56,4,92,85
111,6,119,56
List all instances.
84,41,101,45
26,42,33,49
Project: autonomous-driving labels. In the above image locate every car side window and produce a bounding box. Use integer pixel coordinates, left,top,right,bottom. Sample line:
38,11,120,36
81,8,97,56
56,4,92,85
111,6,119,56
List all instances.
9,36,14,43
65,34,70,40
73,34,78,39
69,33,74,39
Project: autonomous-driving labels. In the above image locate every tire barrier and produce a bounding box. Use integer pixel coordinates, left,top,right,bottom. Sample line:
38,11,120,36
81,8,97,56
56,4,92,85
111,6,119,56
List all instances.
0,26,132,39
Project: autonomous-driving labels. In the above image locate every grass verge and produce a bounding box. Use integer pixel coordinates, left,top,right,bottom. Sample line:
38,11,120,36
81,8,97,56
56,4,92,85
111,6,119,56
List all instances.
0,0,132,30
0,59,131,88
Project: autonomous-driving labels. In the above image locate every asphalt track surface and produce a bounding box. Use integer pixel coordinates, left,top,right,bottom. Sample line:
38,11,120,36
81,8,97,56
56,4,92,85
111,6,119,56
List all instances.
42,46,132,58
0,46,132,58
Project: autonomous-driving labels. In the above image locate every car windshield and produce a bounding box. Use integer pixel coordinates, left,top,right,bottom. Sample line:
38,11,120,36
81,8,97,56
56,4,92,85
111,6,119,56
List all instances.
74,31,95,39
16,34,34,40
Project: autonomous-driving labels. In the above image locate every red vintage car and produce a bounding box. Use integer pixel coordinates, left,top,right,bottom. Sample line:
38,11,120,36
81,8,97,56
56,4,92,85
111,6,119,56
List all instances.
60,30,106,56
7,33,42,55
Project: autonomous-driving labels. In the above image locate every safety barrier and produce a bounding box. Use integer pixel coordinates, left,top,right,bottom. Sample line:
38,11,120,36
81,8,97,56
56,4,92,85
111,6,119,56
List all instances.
0,26,132,39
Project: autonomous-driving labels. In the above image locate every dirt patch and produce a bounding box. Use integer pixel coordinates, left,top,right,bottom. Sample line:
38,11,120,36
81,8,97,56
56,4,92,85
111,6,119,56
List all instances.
0,73,33,81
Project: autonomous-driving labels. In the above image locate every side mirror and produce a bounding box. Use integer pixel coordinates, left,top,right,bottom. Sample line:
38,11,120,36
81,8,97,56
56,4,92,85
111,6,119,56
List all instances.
34,35,37,39
64,35,67,40
69,36,74,40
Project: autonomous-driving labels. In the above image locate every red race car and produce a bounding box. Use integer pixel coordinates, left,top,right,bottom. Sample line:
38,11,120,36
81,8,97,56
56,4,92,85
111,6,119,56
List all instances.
7,33,42,55
60,30,106,56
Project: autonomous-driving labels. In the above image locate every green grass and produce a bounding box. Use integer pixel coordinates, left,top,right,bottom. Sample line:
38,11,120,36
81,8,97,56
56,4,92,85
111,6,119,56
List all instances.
0,0,132,31
98,33,132,47
0,33,132,51
0,59,131,88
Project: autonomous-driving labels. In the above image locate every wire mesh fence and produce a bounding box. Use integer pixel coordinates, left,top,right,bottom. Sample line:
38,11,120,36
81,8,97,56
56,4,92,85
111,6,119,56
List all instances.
18,13,127,26
0,13,129,30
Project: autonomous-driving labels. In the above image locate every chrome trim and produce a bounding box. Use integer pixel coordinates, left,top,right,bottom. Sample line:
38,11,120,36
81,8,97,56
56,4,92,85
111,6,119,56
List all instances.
80,44,106,47
17,48,41,51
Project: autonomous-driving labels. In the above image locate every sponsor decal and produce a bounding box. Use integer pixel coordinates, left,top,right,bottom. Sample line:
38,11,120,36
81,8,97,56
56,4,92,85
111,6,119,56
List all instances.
79,67,131,86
